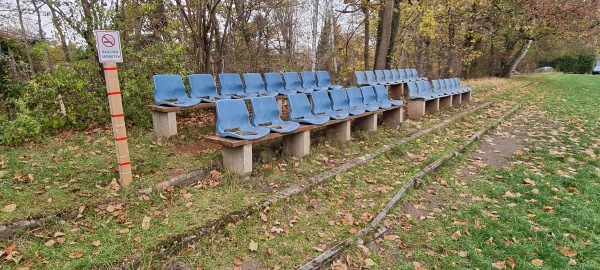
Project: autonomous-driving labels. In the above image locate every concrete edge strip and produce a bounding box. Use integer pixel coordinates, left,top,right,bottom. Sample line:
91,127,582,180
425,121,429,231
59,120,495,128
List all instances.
117,102,494,268
299,102,522,270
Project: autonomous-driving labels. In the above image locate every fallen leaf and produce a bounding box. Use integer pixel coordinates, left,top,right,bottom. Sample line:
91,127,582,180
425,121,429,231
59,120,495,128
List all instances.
384,235,400,241
248,240,258,252
363,258,375,268
451,230,461,241
413,261,427,270
458,251,468,258
566,186,580,194
259,212,268,222
91,240,101,247
522,178,535,186
54,232,65,237
233,256,244,266
492,260,506,269
486,237,496,246
141,216,151,230
348,228,358,234
531,259,543,266
67,252,84,259
331,259,348,270
508,256,516,269
557,245,577,257
568,259,577,266
3,203,16,213
118,228,130,234
106,204,116,213
44,240,56,247
542,206,555,213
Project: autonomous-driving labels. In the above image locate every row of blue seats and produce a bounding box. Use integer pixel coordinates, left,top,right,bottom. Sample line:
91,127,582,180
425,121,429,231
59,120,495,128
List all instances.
215,85,404,140
355,69,426,86
153,71,343,108
406,78,472,100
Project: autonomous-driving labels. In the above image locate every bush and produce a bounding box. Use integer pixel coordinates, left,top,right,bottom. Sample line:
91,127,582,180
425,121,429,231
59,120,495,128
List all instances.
539,51,596,74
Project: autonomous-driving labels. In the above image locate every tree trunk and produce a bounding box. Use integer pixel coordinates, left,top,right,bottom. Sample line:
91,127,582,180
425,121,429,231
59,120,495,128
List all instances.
32,0,45,40
47,2,71,62
500,39,533,78
373,0,393,70
362,1,370,70
385,0,401,68
311,0,319,72
15,0,34,77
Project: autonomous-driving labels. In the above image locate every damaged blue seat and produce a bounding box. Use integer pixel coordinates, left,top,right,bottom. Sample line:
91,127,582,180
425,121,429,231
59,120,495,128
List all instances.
288,93,329,125
374,70,389,85
219,73,257,99
374,85,404,107
215,99,270,140
243,73,279,97
153,74,201,107
301,71,328,91
250,96,300,133
284,72,313,94
265,72,296,95
360,86,385,111
364,71,379,86
347,87,374,112
188,74,231,103
310,90,349,120
355,71,369,86
330,89,366,116
316,71,342,90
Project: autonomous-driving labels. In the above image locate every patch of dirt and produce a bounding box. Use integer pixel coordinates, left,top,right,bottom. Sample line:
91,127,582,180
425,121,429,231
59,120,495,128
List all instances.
470,124,526,167
177,138,222,155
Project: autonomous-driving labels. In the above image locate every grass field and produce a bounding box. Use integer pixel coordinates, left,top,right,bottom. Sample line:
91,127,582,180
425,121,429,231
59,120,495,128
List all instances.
1,73,598,269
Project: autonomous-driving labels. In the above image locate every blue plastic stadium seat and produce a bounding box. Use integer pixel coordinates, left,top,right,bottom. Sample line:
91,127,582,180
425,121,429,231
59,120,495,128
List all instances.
347,87,373,112
153,74,201,107
398,69,410,82
374,85,404,107
412,69,426,81
390,69,404,83
407,69,417,81
417,81,445,98
243,73,278,97
250,97,300,133
355,71,369,86
310,91,349,120
316,71,343,90
439,79,455,94
219,73,258,99
360,86,385,110
364,71,379,86
383,70,398,84
455,78,472,92
301,71,328,91
215,99,270,140
443,79,458,94
330,89,366,116
188,74,231,103
288,93,329,125
374,70,389,85
265,72,296,95
284,72,313,94
406,81,434,100
431,80,445,95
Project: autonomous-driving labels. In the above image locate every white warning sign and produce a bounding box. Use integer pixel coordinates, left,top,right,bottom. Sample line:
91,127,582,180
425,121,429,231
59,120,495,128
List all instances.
95,30,123,63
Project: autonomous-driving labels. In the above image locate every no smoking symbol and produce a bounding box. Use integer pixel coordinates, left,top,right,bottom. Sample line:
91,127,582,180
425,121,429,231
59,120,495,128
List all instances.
102,34,116,47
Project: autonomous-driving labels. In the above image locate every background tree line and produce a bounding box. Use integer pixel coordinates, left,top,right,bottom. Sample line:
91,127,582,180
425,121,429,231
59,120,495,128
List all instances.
1,0,599,145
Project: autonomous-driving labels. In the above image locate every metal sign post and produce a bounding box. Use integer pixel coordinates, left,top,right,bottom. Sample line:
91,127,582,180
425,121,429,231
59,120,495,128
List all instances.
95,30,132,186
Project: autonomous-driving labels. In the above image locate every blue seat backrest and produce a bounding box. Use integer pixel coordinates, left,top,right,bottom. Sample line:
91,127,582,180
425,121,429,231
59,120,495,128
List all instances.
398,69,408,81
264,72,285,92
288,93,312,118
406,69,415,80
188,74,217,98
311,90,333,114
416,81,430,95
330,89,350,111
439,79,447,91
444,79,454,90
347,87,365,107
301,71,317,89
219,73,244,95
431,80,441,92
365,71,378,85
250,96,280,126
453,78,461,88
374,85,388,101
355,71,368,85
316,71,331,87
374,70,386,84
383,70,394,82
153,74,187,103
215,99,250,133
411,69,419,78
360,86,378,103
283,72,303,90
391,69,401,81
243,73,266,94
406,81,419,96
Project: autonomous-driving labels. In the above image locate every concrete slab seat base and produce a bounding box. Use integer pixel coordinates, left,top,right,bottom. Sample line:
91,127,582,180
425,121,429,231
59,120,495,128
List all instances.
206,106,404,176
147,96,287,138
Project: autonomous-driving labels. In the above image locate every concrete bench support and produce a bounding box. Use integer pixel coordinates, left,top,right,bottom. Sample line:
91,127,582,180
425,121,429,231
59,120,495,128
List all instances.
461,91,472,102
439,96,452,109
425,98,440,114
452,94,462,106
328,121,351,142
382,107,404,130
152,111,178,138
222,144,252,176
388,84,404,100
283,130,310,158
407,100,426,119
354,113,377,131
